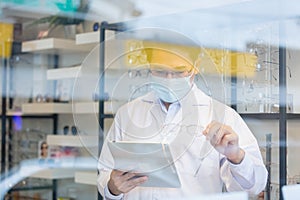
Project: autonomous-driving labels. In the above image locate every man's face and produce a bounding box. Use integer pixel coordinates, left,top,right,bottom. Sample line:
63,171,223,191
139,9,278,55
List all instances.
150,65,195,103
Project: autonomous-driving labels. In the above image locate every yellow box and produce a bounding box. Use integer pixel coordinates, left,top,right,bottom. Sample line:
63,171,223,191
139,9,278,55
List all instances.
124,40,257,77
199,48,257,77
0,23,14,58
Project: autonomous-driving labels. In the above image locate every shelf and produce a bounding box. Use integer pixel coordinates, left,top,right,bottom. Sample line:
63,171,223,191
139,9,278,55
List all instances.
6,112,55,119
6,110,55,118
30,169,75,179
240,113,300,119
47,63,106,80
286,114,300,119
6,110,23,116
74,171,97,185
10,185,54,192
22,103,72,114
76,31,100,46
47,135,98,147
22,38,92,54
73,102,99,114
74,102,115,114
47,65,81,80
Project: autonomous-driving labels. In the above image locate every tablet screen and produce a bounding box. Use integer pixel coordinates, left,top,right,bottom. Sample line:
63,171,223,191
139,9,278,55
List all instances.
107,141,181,188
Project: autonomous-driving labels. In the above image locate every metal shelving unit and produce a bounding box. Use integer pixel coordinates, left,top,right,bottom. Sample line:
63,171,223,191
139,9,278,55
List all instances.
236,28,289,200
278,26,287,200
97,21,126,200
1,58,8,175
13,41,91,194
0,52,60,199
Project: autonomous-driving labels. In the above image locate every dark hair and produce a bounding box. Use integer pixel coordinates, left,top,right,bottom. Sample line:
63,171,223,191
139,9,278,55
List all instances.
40,141,48,149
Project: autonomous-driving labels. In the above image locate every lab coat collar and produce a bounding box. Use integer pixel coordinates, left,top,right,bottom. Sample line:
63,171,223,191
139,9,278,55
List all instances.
180,84,211,107
140,84,212,127
140,84,211,107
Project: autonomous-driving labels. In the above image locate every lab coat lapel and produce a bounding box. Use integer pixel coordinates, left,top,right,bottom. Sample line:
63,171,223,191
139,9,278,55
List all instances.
182,85,212,127
168,86,202,160
169,85,214,161
148,101,166,124
138,92,165,124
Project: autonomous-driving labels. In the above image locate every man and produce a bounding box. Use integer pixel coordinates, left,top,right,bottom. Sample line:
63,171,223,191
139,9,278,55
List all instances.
97,46,267,200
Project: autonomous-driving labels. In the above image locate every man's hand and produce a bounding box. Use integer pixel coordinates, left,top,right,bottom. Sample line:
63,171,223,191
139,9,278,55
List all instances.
108,170,148,196
203,121,245,164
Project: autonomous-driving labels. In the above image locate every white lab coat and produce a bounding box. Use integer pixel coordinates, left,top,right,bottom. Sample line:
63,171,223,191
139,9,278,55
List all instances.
97,85,268,200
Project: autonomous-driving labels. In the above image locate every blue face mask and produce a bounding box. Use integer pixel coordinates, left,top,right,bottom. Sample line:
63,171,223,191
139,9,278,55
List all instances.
151,75,192,103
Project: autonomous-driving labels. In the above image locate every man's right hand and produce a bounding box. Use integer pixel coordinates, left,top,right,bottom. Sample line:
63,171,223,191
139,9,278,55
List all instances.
107,170,148,196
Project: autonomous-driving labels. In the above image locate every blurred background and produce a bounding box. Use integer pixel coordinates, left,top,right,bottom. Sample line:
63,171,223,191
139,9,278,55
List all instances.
1,0,300,199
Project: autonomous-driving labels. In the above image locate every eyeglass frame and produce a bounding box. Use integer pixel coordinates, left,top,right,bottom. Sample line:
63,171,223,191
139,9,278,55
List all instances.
158,123,205,139
151,68,193,78
63,125,78,136
128,67,194,79
128,68,151,79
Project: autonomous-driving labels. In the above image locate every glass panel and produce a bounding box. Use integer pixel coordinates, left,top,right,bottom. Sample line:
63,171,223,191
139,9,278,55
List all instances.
1,1,300,199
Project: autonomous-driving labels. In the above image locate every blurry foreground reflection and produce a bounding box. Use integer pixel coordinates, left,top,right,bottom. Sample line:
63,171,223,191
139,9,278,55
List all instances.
0,157,97,199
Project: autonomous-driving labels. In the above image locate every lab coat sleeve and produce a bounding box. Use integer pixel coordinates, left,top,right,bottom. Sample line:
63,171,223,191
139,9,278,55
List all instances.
103,186,124,200
97,113,124,200
220,109,268,196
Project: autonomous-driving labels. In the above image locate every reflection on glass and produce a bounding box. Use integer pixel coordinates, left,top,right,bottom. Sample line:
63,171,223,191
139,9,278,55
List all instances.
128,68,150,79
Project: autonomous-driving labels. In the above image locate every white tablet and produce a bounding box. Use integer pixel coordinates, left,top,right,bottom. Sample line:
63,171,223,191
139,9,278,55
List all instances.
107,141,181,188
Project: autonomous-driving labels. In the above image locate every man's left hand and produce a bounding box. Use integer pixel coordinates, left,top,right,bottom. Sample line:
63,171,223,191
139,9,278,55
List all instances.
203,121,245,164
